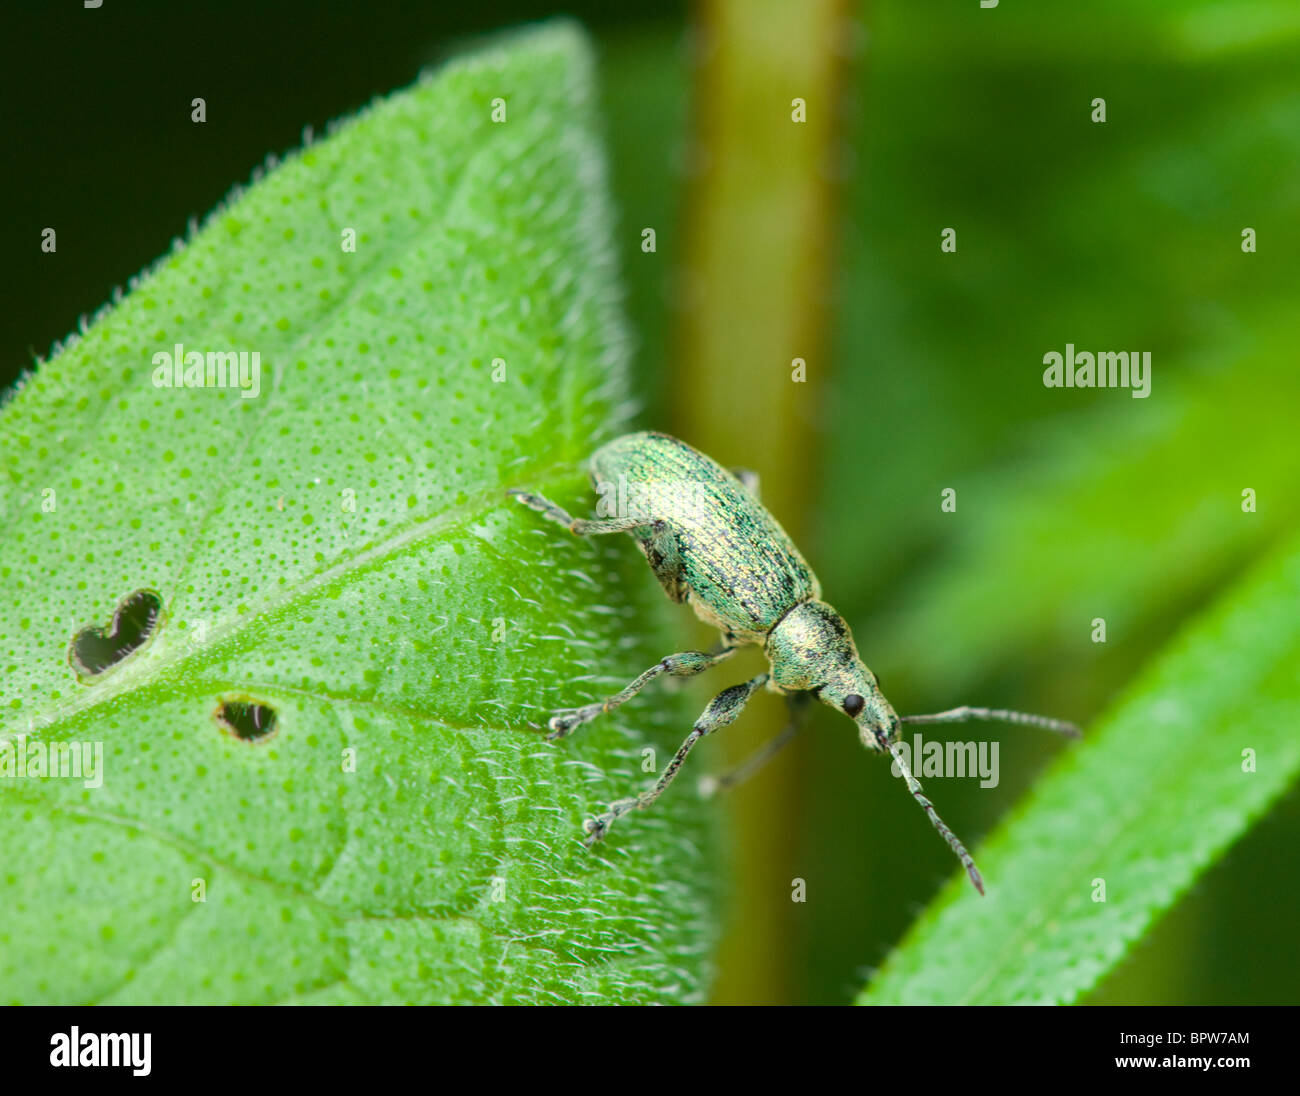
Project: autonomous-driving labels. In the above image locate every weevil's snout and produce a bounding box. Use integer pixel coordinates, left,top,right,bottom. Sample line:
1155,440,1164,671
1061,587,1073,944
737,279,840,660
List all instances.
813,673,898,752
794,671,894,754
854,693,901,754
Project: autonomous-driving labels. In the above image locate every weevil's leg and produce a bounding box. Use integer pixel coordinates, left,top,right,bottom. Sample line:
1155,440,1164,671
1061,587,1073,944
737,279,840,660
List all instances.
636,519,689,603
546,644,737,741
698,691,812,798
513,492,690,602
582,672,770,847
901,705,1081,740
508,489,647,537
731,467,760,499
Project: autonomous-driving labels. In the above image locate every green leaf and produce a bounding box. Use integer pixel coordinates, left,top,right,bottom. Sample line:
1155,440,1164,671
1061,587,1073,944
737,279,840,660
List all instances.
783,0,1300,1004
858,527,1300,1004
876,314,1300,700
0,23,714,1005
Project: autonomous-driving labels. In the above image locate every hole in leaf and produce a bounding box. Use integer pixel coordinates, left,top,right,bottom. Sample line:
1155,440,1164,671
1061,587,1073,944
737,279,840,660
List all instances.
214,696,279,743
69,588,163,680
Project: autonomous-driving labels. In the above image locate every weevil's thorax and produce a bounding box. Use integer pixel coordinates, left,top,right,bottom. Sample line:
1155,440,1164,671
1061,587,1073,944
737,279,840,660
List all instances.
766,600,864,692
766,599,900,752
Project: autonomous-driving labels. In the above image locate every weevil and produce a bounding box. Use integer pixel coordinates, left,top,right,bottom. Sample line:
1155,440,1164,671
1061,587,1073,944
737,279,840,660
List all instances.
510,431,1080,893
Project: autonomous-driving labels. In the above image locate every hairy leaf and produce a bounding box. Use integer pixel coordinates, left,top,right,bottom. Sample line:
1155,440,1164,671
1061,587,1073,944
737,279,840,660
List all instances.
859,528,1300,1004
0,23,714,1005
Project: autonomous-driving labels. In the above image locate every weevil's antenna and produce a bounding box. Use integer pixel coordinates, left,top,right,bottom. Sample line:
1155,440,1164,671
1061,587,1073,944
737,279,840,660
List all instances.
901,705,1081,740
887,740,985,895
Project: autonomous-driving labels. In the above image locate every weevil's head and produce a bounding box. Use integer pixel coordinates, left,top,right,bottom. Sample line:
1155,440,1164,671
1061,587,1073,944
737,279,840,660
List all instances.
766,600,900,752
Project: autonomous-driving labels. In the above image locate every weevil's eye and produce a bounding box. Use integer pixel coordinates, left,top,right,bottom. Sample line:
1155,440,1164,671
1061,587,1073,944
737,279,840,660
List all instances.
843,693,865,718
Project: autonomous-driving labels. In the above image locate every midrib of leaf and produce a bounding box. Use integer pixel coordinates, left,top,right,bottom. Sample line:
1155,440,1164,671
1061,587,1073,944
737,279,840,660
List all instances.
2,24,716,1007
30,124,578,726
23,465,578,739
1,24,610,723
12,610,627,1008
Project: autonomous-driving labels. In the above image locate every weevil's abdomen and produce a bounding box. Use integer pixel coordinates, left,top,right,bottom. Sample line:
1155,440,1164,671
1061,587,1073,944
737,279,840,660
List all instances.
589,432,820,639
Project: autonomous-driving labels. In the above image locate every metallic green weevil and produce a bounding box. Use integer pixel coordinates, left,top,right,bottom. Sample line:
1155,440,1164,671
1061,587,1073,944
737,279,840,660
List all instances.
510,431,1079,894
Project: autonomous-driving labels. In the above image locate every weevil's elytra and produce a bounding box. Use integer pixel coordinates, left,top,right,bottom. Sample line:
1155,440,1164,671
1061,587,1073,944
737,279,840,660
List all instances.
587,433,819,642
510,430,1081,895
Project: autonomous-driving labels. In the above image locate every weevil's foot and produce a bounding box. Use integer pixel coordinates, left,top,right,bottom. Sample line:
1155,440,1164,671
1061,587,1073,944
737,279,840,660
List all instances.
508,488,541,508
697,775,719,800
581,813,613,848
582,797,639,847
545,706,597,740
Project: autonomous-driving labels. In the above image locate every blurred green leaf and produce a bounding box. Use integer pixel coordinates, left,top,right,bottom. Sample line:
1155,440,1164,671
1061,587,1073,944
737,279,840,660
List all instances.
821,2,1300,628
0,23,714,1005
878,316,1300,700
797,0,1300,1005
859,527,1300,1004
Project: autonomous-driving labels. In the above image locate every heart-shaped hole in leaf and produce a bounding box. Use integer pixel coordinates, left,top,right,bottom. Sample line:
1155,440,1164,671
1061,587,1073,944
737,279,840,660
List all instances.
69,588,163,680
214,696,278,744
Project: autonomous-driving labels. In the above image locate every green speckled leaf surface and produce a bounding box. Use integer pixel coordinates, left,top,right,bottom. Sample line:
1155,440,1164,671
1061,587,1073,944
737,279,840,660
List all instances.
0,24,714,1005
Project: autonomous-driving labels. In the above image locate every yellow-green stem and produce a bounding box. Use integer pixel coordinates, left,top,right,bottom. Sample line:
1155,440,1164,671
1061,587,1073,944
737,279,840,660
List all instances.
672,0,851,1004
